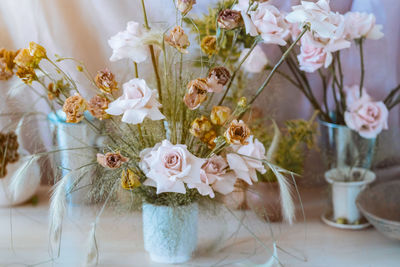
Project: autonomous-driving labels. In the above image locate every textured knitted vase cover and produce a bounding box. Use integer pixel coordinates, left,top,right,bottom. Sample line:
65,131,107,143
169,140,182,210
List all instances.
142,202,198,263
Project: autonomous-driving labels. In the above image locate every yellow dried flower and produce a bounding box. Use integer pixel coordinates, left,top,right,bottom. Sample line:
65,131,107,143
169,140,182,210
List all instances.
121,169,141,190
201,36,217,56
14,48,39,69
165,26,190,53
238,97,247,108
28,42,47,60
47,82,60,100
0,131,19,178
190,116,213,138
16,67,37,84
224,119,251,145
62,93,88,123
210,106,231,126
95,69,118,94
0,48,18,80
201,129,217,149
88,95,110,120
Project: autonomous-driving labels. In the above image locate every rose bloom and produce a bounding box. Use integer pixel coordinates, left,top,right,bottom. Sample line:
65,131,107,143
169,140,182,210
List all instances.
176,0,196,14
165,26,190,53
106,78,165,124
226,135,266,185
345,99,389,139
95,69,118,94
217,9,243,30
297,32,330,72
188,155,237,198
239,45,269,73
139,140,206,194
183,78,209,110
345,85,371,106
88,95,110,120
210,106,231,125
224,119,251,145
62,93,87,123
245,3,290,45
207,66,231,93
108,21,149,63
344,12,384,40
97,152,129,169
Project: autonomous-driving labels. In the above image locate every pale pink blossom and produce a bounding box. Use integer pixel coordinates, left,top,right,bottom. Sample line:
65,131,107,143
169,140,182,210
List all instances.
345,85,371,106
106,78,165,124
344,12,384,40
189,155,237,198
226,136,266,185
108,21,149,63
344,88,389,139
239,45,269,73
139,140,206,194
297,32,330,72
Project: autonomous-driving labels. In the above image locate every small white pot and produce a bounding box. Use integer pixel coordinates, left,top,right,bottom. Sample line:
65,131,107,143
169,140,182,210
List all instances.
325,167,376,223
142,202,198,264
0,156,41,207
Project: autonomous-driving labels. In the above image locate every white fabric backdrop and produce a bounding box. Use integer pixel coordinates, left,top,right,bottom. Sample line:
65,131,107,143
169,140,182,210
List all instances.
0,0,398,178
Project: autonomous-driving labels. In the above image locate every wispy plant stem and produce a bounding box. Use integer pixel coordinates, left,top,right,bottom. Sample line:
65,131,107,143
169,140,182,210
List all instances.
218,39,259,106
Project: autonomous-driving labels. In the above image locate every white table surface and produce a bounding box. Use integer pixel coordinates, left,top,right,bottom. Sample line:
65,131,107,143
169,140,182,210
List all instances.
0,185,399,267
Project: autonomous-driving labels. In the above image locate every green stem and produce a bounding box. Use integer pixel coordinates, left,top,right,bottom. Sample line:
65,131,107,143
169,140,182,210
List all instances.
318,69,329,114
358,38,365,97
134,62,139,78
246,27,308,107
218,39,259,106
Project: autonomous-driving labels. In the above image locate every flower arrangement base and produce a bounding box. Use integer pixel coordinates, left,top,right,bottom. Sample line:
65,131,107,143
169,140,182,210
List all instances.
142,202,198,264
324,167,375,228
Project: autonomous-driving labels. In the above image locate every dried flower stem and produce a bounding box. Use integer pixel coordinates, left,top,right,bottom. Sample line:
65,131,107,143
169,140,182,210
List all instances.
218,39,259,106
134,62,139,78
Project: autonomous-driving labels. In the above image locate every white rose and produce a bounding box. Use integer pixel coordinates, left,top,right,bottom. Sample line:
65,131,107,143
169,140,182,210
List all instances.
139,140,205,194
226,136,266,185
344,12,384,40
108,21,149,63
239,45,269,73
106,78,165,124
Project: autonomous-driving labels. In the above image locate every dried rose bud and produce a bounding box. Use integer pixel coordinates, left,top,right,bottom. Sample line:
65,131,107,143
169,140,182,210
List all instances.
0,131,20,178
217,9,243,30
183,78,209,110
207,66,231,93
88,95,110,120
47,82,60,100
190,116,213,138
97,152,129,169
210,106,231,125
28,42,47,60
16,67,37,85
62,93,88,123
95,69,118,94
0,48,18,80
201,129,217,149
121,169,141,190
201,36,217,56
165,26,190,54
224,119,251,145
176,0,196,14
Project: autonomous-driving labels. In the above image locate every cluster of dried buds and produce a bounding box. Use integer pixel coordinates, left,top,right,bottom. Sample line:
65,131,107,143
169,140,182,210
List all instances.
0,131,20,178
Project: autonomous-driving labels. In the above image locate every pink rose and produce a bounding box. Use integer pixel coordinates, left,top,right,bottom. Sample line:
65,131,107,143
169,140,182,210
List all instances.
226,136,266,185
248,3,290,45
344,97,389,139
344,12,384,40
189,155,237,198
239,45,269,73
106,78,165,124
345,85,371,107
297,32,331,73
139,140,205,194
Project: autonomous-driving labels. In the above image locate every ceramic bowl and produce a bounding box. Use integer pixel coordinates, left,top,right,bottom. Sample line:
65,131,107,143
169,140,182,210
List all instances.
356,180,400,240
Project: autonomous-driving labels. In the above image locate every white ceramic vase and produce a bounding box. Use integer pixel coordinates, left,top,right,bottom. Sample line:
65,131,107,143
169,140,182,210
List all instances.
142,202,198,264
0,150,41,207
325,167,376,223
